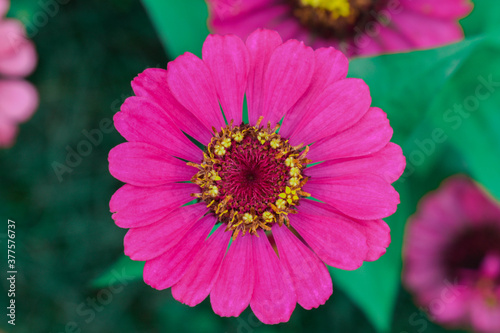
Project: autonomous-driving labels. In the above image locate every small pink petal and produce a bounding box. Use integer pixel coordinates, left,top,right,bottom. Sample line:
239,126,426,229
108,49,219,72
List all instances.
131,68,213,144
143,215,216,290
469,293,500,333
352,219,391,262
108,142,195,187
288,78,371,146
245,29,283,125
124,203,207,261
0,0,9,17
110,183,199,228
308,107,393,161
399,0,472,20
261,39,315,126
115,96,203,162
250,229,296,324
167,52,226,132
0,20,37,77
0,118,17,147
211,5,289,41
272,224,333,309
0,79,38,122
306,143,406,184
391,10,464,49
304,173,400,220
202,34,250,125
211,233,254,317
290,200,368,270
172,226,231,306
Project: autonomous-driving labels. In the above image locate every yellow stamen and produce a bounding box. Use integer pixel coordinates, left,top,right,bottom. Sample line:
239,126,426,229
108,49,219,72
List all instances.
221,138,231,148
300,0,351,19
275,198,287,210
270,138,281,149
214,144,226,156
208,185,219,197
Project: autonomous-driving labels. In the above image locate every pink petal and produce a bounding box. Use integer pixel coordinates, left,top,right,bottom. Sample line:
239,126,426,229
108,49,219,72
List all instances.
202,34,249,125
391,10,465,49
0,119,16,147
375,25,414,53
303,173,400,220
131,68,213,144
245,29,283,125
143,215,216,290
288,78,371,146
250,229,296,324
108,142,195,186
0,80,38,122
207,0,276,23
430,286,469,323
306,143,406,184
211,233,254,317
261,39,315,127
172,226,231,306
0,0,8,17
351,219,391,262
211,5,289,41
124,203,207,260
308,107,393,162
280,47,349,138
272,224,332,309
167,52,226,131
399,0,472,20
0,20,37,77
115,96,203,162
470,293,500,333
290,200,368,270
109,183,199,228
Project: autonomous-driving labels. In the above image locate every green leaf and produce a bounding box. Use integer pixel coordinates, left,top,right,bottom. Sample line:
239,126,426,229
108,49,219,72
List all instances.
141,0,210,59
462,0,500,37
426,35,500,200
92,255,144,288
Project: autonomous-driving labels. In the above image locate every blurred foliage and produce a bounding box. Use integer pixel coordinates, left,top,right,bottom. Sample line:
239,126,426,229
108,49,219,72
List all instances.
0,0,499,332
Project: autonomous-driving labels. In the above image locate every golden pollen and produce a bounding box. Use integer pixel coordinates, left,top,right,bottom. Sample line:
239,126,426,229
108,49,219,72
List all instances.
291,0,381,39
189,118,312,239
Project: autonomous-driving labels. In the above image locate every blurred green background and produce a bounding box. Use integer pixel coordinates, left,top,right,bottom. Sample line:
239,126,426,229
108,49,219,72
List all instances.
1,0,500,332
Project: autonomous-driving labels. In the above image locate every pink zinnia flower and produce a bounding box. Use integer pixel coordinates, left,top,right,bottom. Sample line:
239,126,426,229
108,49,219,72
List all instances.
206,0,472,57
404,176,500,333
109,29,405,324
0,0,38,147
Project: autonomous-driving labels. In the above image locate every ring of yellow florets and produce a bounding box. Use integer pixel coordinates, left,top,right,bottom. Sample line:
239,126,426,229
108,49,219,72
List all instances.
188,117,311,239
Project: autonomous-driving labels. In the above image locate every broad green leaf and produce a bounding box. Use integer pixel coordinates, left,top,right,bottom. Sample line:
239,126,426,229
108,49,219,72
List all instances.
141,0,210,58
462,0,500,37
92,255,144,288
427,35,500,200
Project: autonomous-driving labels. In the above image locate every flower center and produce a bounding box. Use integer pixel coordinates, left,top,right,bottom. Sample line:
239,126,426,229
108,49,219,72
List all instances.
290,0,384,39
189,117,311,239
442,224,500,285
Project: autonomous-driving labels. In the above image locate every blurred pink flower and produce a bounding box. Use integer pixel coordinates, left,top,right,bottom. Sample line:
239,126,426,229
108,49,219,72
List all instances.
206,0,472,57
404,176,500,333
109,29,405,323
0,0,38,147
